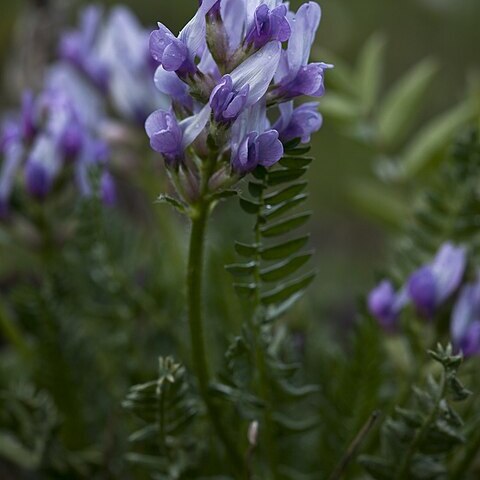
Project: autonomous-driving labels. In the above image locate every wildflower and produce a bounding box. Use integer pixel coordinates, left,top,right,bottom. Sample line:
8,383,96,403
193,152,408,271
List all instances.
451,281,480,357
59,6,109,91
25,136,61,200
149,0,219,77
408,243,466,318
274,102,323,143
270,2,332,102
244,4,291,50
368,280,408,331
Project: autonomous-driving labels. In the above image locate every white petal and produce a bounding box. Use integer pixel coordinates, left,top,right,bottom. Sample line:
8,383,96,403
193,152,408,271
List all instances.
180,103,211,149
231,41,281,107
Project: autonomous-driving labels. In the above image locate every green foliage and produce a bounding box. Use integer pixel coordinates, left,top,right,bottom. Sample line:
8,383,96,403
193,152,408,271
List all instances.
123,357,201,479
219,141,320,478
392,127,480,279
359,344,471,480
315,36,478,227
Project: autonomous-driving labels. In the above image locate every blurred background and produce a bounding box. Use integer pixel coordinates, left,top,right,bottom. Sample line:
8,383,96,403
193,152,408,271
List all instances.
1,0,479,318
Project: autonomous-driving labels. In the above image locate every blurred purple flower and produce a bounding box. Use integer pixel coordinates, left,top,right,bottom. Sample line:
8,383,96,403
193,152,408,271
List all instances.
368,280,408,331
451,281,480,357
408,243,466,318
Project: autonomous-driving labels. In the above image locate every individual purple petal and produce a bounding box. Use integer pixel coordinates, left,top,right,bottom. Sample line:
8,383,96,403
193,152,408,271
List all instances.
230,41,282,107
145,110,183,161
245,4,291,50
256,130,283,167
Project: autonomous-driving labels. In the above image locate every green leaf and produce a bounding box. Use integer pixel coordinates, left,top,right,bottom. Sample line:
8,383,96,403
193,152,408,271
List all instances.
248,182,264,198
212,189,238,201
264,194,308,221
155,194,186,213
266,292,305,321
260,236,309,261
267,169,307,186
261,212,312,237
319,93,361,121
279,156,313,169
260,252,312,282
264,183,307,205
252,166,268,180
377,59,438,149
233,283,257,297
225,261,257,277
234,242,258,257
261,271,316,305
272,412,319,432
284,146,311,156
239,198,261,214
357,34,386,114
399,101,476,179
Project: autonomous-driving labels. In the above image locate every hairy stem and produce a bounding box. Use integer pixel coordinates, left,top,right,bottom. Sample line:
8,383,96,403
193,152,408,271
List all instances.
186,160,244,474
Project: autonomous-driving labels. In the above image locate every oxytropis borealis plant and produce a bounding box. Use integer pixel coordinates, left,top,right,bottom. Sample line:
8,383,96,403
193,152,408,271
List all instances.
128,0,330,477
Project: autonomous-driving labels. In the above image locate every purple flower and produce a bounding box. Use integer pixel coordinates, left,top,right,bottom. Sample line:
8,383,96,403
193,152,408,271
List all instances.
451,282,480,357
24,136,61,200
145,110,184,162
21,91,37,142
272,2,332,101
368,280,408,331
274,102,323,144
210,75,249,123
101,171,116,206
145,105,211,164
0,127,23,218
408,243,466,318
150,0,218,76
233,130,283,173
150,25,194,75
60,117,84,160
59,6,109,91
245,4,291,50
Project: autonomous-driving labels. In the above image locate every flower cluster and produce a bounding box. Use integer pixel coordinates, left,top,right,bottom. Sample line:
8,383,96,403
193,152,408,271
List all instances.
0,65,115,218
60,6,168,124
145,0,331,185
368,242,480,357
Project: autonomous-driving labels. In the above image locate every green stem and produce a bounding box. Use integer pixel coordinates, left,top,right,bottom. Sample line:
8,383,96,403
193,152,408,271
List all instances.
394,370,446,480
186,174,244,474
251,184,279,479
